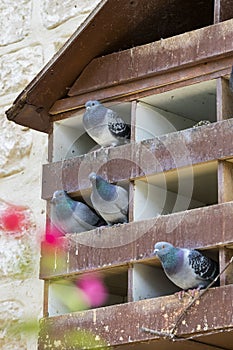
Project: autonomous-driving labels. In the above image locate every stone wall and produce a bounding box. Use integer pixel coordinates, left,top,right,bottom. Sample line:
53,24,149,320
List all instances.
0,1,101,348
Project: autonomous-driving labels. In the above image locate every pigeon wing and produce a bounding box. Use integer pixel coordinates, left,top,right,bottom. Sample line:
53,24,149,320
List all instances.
73,202,101,229
188,250,218,281
114,186,129,215
106,109,130,139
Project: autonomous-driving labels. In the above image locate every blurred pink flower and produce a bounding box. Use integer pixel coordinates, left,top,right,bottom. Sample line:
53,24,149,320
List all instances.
77,274,108,307
44,223,63,246
1,209,25,232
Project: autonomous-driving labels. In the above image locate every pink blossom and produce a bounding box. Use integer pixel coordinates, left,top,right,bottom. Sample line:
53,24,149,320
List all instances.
44,223,63,246
1,209,25,232
77,274,108,307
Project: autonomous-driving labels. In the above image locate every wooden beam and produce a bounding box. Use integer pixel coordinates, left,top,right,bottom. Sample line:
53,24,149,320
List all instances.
42,119,233,200
40,201,233,279
38,285,233,349
48,19,233,115
69,19,233,98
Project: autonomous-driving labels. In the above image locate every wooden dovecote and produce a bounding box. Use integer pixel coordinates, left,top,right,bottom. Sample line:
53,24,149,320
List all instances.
6,0,233,349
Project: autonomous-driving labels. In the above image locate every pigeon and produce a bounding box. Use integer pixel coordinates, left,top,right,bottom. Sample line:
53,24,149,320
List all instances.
193,120,211,128
229,65,233,93
51,190,105,234
83,100,131,147
153,242,218,290
89,172,129,225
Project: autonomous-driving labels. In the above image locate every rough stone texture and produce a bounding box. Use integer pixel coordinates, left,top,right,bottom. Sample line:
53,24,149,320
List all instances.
42,0,100,29
0,107,33,178
0,279,43,349
0,0,31,46
0,46,43,97
0,1,101,349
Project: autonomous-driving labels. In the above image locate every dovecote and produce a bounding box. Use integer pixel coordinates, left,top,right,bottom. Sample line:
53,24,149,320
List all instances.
6,1,233,349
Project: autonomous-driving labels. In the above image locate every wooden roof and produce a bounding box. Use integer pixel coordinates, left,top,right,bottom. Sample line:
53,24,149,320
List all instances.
5,0,218,133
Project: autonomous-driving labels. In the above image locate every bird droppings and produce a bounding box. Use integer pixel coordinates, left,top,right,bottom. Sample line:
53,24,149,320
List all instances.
95,335,100,341
196,324,201,331
182,320,186,325
53,340,61,347
119,336,124,341
104,325,109,332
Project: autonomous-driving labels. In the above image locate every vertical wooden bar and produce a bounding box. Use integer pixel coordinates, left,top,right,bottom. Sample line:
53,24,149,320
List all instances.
217,76,233,285
47,124,54,163
218,161,233,203
130,100,137,143
214,0,221,24
127,264,133,302
43,280,49,317
216,77,233,121
219,247,233,286
128,101,137,222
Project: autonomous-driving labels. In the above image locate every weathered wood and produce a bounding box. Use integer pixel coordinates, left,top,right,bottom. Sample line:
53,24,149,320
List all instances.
40,201,233,279
50,60,232,116
218,161,233,203
216,77,233,121
42,119,233,200
7,0,213,132
219,247,233,286
68,20,233,98
214,0,220,23
38,285,233,349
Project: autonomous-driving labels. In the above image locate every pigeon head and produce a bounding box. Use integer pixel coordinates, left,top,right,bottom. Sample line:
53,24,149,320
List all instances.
85,100,101,110
89,172,97,183
153,241,174,257
89,172,117,201
153,241,183,274
51,190,69,204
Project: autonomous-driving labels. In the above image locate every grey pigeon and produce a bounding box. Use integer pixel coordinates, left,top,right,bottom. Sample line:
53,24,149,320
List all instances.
193,120,211,128
83,100,130,147
89,172,129,225
51,190,104,234
229,65,233,93
153,242,218,290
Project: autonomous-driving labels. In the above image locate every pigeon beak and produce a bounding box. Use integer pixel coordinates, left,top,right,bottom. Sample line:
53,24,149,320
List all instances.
153,248,159,256
50,196,56,204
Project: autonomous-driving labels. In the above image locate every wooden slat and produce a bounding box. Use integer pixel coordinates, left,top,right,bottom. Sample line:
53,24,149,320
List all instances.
42,119,233,200
48,19,233,115
218,161,233,203
219,247,233,286
40,201,233,279
214,0,221,23
38,285,233,349
217,77,233,121
50,61,232,116
69,19,233,98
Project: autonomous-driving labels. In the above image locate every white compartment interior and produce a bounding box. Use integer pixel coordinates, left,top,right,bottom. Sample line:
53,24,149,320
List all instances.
132,263,179,300
134,161,217,221
53,102,131,161
136,80,216,142
48,268,128,316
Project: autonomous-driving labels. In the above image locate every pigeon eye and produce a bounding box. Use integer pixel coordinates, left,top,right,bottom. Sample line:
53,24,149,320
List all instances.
92,102,95,106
